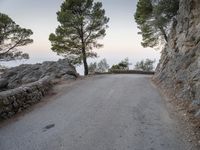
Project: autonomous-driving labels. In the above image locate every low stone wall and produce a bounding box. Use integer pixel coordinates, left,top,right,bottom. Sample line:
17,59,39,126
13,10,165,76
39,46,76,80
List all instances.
95,70,155,75
0,77,52,119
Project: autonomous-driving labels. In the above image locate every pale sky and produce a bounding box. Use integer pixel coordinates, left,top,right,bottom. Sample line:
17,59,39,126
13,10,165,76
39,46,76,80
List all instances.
0,0,161,74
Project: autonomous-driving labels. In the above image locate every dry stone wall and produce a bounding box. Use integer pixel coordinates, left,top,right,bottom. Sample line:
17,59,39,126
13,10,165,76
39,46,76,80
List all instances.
0,77,52,119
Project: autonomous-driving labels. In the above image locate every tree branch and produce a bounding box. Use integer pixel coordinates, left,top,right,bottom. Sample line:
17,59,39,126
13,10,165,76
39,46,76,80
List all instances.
0,38,22,56
159,26,168,42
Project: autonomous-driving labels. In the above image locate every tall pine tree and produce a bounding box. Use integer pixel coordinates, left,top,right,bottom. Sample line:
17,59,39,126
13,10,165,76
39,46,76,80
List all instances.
49,0,109,75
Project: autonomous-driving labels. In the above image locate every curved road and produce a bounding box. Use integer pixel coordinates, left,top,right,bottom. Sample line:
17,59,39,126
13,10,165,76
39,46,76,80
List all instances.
0,75,196,150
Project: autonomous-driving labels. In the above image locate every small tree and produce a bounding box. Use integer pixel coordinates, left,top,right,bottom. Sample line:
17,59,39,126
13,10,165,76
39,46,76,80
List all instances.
49,0,109,75
110,58,131,71
135,59,155,71
88,58,109,74
0,13,33,61
88,62,97,74
134,0,179,48
110,64,120,71
118,58,131,70
97,58,109,72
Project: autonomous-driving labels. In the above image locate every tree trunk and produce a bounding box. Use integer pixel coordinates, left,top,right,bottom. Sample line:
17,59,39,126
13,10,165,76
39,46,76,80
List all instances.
80,22,88,76
82,48,88,76
159,26,168,42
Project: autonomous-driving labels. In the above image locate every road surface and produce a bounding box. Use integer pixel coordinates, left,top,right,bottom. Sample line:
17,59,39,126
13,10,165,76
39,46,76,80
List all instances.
0,75,196,150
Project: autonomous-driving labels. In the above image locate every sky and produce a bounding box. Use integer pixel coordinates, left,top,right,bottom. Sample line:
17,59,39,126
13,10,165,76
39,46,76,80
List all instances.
0,0,161,74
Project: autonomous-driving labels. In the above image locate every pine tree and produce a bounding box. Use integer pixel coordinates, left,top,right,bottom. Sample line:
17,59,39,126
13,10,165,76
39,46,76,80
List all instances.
49,0,109,75
0,13,33,61
135,0,179,48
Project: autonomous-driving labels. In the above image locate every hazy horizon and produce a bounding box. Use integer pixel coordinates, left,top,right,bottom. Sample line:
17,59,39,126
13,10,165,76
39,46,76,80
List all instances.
0,0,161,74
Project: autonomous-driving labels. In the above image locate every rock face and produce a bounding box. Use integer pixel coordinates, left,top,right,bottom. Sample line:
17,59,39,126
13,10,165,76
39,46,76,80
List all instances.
154,0,200,105
0,59,78,90
0,59,78,119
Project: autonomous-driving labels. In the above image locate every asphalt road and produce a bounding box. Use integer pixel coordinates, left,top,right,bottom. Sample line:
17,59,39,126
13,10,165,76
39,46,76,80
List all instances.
0,75,195,150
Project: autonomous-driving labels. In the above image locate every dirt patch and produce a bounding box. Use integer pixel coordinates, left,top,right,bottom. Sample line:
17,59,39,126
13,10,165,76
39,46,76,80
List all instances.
152,80,200,148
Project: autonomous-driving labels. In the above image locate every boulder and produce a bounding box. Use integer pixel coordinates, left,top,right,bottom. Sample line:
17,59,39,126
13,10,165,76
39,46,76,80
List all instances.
0,59,78,90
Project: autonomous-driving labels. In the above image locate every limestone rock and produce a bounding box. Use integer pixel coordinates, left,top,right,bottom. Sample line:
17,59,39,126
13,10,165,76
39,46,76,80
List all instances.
154,0,200,102
195,109,200,118
0,59,78,90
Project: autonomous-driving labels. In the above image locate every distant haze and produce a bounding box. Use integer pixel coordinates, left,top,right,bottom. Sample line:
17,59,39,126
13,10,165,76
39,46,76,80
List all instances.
0,0,161,74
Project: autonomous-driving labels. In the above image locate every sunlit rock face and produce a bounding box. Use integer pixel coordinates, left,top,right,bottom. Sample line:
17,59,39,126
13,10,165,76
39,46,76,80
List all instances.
154,0,200,101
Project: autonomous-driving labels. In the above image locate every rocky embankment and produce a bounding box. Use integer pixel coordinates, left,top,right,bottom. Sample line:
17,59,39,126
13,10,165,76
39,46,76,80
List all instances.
0,59,78,119
154,0,200,117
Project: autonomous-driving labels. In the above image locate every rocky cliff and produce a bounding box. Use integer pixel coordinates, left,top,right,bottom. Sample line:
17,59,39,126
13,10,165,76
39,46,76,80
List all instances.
154,0,200,111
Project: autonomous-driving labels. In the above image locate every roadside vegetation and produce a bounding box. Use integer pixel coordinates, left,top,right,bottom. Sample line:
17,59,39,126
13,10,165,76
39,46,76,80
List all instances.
88,58,109,74
88,58,155,74
134,59,155,72
110,58,131,71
